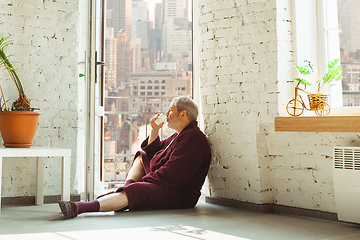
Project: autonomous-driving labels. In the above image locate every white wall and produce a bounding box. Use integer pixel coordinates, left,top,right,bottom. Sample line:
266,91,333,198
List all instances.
1,0,357,215
0,0,86,197
199,0,360,213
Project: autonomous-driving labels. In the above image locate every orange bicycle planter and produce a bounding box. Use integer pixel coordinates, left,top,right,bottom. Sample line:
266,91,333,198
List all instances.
286,81,330,116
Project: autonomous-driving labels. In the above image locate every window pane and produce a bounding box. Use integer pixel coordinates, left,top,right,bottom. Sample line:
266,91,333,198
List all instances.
103,0,193,188
337,0,360,106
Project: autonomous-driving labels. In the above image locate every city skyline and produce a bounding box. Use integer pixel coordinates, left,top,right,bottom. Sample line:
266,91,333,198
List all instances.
103,0,193,185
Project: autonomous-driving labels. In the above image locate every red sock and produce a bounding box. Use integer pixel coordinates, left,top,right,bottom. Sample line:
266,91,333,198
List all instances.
75,200,100,214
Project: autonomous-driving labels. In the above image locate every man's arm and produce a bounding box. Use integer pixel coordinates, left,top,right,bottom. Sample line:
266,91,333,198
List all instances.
142,134,210,188
148,113,165,145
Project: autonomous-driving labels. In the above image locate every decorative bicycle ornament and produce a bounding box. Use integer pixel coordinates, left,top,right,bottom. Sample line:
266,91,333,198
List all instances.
286,81,330,116
286,59,342,117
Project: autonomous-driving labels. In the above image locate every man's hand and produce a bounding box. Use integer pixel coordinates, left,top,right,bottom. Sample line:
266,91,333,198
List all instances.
148,113,165,145
150,113,165,131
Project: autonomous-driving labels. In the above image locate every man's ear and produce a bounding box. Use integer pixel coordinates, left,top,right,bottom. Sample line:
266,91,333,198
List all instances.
180,110,187,119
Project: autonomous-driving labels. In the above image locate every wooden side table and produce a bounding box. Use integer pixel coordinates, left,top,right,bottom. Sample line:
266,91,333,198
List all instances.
0,148,71,215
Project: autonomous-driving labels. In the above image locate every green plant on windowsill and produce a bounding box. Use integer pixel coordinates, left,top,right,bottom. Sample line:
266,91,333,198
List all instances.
286,58,342,117
295,58,342,93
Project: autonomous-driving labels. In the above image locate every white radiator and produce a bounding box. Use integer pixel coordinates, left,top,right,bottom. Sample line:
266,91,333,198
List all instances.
333,146,360,224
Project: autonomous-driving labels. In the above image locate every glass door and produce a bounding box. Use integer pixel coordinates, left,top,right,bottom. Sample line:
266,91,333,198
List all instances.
101,0,193,189
84,0,105,201
94,0,106,197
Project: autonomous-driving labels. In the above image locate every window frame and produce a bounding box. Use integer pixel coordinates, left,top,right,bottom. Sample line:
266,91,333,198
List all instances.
316,0,342,108
275,0,360,132
317,0,360,115
288,0,360,116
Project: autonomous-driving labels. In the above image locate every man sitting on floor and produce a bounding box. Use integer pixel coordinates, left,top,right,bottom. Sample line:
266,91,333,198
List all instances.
59,96,211,219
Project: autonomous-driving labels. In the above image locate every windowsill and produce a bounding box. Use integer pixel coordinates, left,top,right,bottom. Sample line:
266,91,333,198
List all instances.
275,116,360,132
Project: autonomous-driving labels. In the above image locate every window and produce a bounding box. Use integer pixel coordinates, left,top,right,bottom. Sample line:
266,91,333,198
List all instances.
336,0,360,107
102,0,194,187
317,0,342,108
280,0,343,116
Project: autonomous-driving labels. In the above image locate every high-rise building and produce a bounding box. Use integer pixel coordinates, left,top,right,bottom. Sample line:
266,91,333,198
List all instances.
341,62,360,90
132,38,142,73
116,32,134,87
167,28,192,70
161,0,191,63
337,0,360,52
154,3,162,29
112,0,132,39
148,28,162,66
338,0,360,103
162,0,188,27
105,27,117,88
140,50,150,72
162,18,174,61
135,20,149,50
132,0,149,50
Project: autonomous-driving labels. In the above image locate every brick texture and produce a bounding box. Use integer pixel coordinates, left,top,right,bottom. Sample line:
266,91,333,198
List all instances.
199,0,278,204
0,0,84,197
199,0,360,213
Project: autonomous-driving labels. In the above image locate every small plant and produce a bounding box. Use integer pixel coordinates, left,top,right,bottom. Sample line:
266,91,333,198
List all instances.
294,60,313,86
294,58,342,93
0,21,32,111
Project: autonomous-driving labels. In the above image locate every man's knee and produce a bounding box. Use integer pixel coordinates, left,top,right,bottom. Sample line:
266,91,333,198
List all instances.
135,155,144,166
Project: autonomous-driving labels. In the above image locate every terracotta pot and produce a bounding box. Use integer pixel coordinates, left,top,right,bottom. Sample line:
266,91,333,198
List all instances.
0,111,41,148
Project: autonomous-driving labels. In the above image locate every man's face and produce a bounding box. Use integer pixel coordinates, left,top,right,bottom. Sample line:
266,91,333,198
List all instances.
165,102,180,130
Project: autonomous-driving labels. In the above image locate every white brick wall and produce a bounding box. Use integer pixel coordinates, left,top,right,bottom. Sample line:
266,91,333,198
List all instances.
200,0,278,204
0,0,356,215
0,0,85,197
199,0,360,213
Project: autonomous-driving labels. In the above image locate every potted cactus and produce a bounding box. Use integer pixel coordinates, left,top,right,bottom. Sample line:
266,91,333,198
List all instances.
0,21,40,148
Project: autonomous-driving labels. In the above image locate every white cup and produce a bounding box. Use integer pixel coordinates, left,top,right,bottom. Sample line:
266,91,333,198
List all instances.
154,113,167,125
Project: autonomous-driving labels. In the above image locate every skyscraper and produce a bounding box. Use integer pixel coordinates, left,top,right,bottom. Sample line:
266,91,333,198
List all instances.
132,0,148,45
162,0,188,27
337,0,360,52
104,27,117,88
148,28,162,65
116,32,134,87
132,38,142,72
161,0,190,61
112,0,132,39
154,3,162,29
